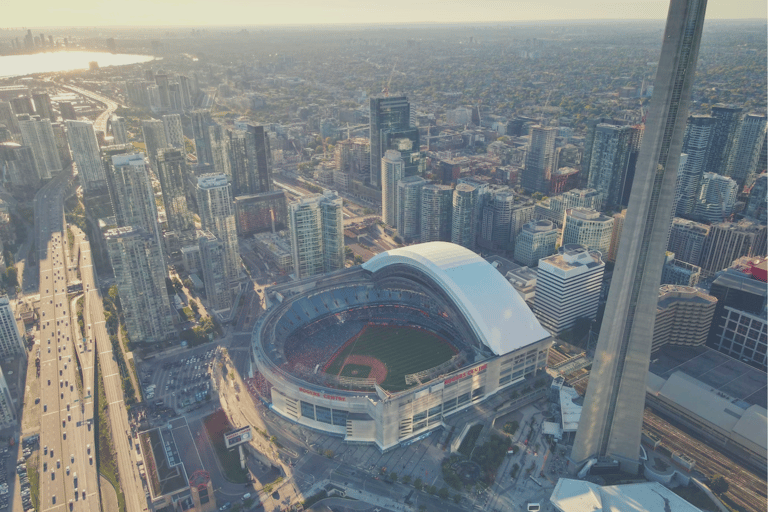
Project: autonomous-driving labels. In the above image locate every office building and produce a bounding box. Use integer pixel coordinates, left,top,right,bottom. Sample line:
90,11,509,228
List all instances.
661,255,702,287
335,137,370,177
676,115,716,216
699,220,767,277
196,174,240,286
522,125,557,193
381,150,404,227
156,148,195,241
573,0,708,470
244,124,273,195
0,102,19,134
191,110,214,166
198,231,234,313
0,365,15,426
154,74,171,110
66,120,106,191
58,101,77,121
549,188,602,214
288,190,344,279
743,173,766,223
652,285,717,353
105,226,174,343
692,172,738,223
514,220,559,267
451,183,478,251
32,92,53,120
667,217,710,266
10,97,33,116
228,129,249,196
726,113,767,186
178,75,194,109
396,176,425,242
0,295,25,357
162,114,184,150
141,119,168,169
233,191,288,237
369,96,411,188
0,142,40,190
50,122,70,166
208,124,231,179
585,123,634,209
478,191,515,251
420,184,453,243
534,245,604,335
706,105,743,176
561,208,614,256
17,114,61,179
108,152,163,250
607,209,626,262
110,115,128,145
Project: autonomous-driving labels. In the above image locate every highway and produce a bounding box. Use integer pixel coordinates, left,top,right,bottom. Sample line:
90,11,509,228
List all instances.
78,233,148,512
55,84,119,134
35,170,100,512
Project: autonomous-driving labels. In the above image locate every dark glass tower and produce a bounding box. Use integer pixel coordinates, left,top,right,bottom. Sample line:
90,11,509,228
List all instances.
369,96,410,189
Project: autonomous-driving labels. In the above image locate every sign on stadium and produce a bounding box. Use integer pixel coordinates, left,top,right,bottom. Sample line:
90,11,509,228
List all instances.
224,426,252,449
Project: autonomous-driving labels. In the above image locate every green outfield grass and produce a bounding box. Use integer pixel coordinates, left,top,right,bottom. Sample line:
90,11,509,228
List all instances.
326,324,457,391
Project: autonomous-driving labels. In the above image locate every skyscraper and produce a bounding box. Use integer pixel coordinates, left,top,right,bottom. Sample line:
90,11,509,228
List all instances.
191,110,214,166
370,96,410,188
0,295,25,357
288,190,344,279
691,172,737,223
699,219,767,277
725,113,767,186
0,142,40,190
162,114,184,150
451,183,478,251
141,119,168,169
667,217,710,266
420,184,453,243
513,220,559,267
17,114,61,179
585,123,634,209
110,115,128,145
105,226,174,343
522,126,558,194
0,102,19,134
652,285,717,353
198,231,234,313
196,174,240,285
572,0,709,471
396,176,426,242
32,92,54,121
228,129,249,196
561,208,614,256
66,120,106,191
744,173,767,223
705,105,743,176
244,124,273,194
208,124,231,179
156,148,195,241
675,115,716,216
108,153,163,252
381,150,404,227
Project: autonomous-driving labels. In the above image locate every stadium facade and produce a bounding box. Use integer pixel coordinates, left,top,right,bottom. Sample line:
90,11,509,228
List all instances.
250,242,552,451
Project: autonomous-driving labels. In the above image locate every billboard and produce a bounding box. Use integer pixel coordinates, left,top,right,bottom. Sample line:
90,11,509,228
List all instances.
224,426,252,449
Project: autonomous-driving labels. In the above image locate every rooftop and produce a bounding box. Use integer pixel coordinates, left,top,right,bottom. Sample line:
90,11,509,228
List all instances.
551,479,703,512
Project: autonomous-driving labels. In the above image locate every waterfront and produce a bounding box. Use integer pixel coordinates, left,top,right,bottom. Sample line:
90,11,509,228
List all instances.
0,50,154,78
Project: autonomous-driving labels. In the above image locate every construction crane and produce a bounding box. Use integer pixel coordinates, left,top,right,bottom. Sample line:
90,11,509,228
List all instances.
538,90,553,126
382,59,398,97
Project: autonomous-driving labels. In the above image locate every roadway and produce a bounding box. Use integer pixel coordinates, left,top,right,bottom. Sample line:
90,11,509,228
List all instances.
35,171,100,512
55,84,119,134
78,234,149,512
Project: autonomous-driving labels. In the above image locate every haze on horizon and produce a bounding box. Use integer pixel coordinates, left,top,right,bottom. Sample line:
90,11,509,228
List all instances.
3,0,767,28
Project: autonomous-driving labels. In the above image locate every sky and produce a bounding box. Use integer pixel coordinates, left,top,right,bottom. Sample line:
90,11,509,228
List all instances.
3,0,766,27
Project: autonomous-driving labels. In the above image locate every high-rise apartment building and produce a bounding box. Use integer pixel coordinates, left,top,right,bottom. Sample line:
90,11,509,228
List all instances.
141,119,168,169
58,101,77,121
420,184,453,243
154,74,171,111
335,137,370,177
676,115,716,216
196,174,240,286
514,219,559,267
0,142,40,190
110,115,128,145
108,153,163,251
699,219,767,277
66,120,106,191
32,92,53,120
198,231,234,313
288,190,344,279
228,129,249,196
706,105,743,176
451,183,478,251
233,191,289,237
191,110,214,166
744,173,766,223
561,208,614,256
243,124,274,195
17,114,61,179
573,0,709,470
534,245,604,335
549,188,603,214
667,217,710,266
369,96,411,188
522,125,557,193
156,148,195,241
585,123,634,209
105,226,174,343
652,285,717,353
0,102,19,134
10,97,33,116
0,365,16,426
0,295,25,357
726,113,767,186
479,191,515,251
661,255,702,286
381,150,404,227
396,176,425,242
162,114,184,150
692,172,738,223
208,124,231,179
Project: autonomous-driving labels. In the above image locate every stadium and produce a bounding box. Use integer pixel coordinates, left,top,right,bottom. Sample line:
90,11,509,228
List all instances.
249,242,553,451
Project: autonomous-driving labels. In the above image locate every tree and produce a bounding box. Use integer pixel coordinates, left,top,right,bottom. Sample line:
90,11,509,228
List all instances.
172,277,184,293
413,477,423,491
324,450,334,459
438,487,449,500
503,421,519,435
389,471,398,482
428,485,437,495
183,277,194,290
401,474,411,485
418,506,427,512
190,300,199,316
453,493,461,504
710,475,729,495
353,255,363,265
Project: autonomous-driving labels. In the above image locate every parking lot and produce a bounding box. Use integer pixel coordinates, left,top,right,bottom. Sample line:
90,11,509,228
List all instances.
140,346,220,413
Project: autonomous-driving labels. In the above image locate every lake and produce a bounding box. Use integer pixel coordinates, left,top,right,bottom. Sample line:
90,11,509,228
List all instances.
0,51,155,79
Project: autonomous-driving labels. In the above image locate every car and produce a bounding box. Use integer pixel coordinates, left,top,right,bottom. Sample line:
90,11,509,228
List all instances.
52,496,55,504
43,462,47,471
71,454,74,463
66,466,70,475
63,431,66,440
43,445,47,454
219,503,232,511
